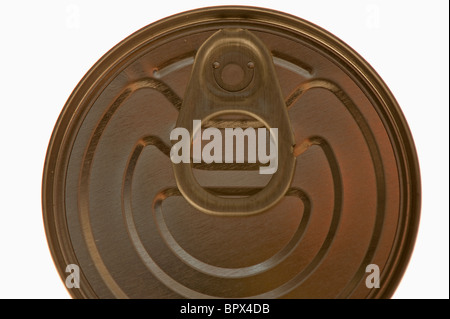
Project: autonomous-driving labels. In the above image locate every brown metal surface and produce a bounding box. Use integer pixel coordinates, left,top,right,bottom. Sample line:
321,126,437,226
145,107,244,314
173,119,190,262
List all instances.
42,6,421,299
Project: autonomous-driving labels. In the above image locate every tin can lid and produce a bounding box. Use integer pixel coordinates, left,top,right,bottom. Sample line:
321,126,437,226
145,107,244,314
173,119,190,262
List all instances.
42,6,421,299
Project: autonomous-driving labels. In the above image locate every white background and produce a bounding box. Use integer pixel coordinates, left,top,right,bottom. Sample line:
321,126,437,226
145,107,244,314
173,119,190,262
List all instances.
0,0,448,299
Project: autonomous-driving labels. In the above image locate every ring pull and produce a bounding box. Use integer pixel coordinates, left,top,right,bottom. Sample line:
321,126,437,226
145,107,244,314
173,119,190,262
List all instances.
172,29,296,216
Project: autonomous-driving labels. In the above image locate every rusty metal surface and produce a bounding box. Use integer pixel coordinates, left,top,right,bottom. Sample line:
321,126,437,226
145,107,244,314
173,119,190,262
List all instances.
42,6,421,299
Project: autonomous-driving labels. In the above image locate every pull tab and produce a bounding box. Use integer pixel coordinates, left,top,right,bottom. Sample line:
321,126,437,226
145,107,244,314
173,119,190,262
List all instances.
172,29,296,216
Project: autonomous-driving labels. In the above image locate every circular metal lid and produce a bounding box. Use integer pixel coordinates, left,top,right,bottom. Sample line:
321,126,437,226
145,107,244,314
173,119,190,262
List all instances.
42,6,421,299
